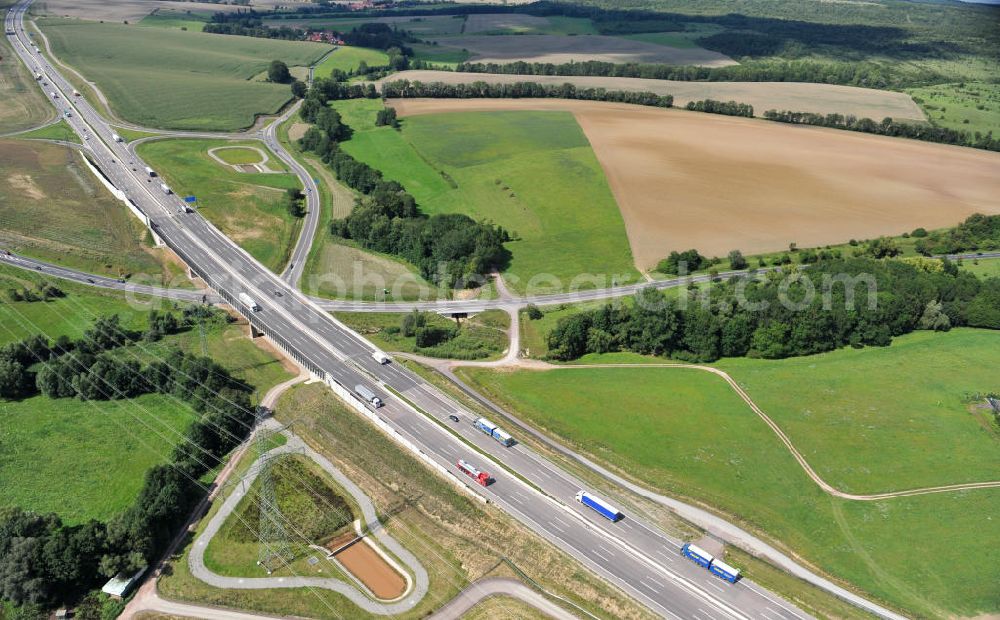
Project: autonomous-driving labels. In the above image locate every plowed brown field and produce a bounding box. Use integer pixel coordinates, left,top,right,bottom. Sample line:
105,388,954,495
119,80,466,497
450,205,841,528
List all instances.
390,98,1000,268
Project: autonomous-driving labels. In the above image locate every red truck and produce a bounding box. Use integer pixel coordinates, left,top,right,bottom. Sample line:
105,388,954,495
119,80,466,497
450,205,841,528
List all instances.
457,459,492,487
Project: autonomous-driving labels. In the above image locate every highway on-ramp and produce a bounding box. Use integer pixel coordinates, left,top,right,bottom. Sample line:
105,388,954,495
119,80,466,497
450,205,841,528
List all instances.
4,5,898,619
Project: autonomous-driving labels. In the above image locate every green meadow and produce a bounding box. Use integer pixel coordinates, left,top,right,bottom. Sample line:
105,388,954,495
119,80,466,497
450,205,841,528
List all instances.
908,82,1000,137
39,19,328,130
460,329,1000,617
137,139,303,273
313,46,390,76
0,273,293,522
0,393,196,523
336,101,640,293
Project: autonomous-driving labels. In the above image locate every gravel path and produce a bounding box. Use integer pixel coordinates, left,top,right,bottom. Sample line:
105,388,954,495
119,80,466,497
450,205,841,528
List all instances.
187,418,430,615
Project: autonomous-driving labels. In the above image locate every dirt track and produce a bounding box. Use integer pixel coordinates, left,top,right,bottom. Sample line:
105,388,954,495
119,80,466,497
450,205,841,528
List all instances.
383,70,925,122
391,98,1000,266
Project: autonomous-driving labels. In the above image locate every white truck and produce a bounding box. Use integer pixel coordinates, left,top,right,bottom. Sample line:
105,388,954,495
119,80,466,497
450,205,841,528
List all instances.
355,384,383,408
159,183,171,195
112,133,123,143
238,292,261,312
144,166,156,177
372,350,391,364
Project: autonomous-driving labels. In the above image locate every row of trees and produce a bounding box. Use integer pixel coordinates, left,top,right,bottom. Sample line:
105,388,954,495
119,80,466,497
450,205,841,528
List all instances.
298,82,511,288
0,312,255,608
546,257,1000,362
380,80,674,109
685,99,754,117
203,12,302,40
340,22,414,55
762,109,1000,152
452,58,924,90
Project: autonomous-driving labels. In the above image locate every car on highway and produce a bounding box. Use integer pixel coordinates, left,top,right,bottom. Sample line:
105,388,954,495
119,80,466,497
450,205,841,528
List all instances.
448,414,460,423
274,290,283,297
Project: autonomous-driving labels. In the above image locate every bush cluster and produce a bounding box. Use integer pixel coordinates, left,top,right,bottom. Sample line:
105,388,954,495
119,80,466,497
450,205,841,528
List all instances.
0,310,254,609
546,257,1000,362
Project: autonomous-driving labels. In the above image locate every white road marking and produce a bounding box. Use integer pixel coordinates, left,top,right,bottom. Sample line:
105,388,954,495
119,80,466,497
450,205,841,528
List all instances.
640,577,663,593
592,547,613,562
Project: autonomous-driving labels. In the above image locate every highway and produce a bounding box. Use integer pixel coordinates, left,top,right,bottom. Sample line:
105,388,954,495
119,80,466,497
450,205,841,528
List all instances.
5,5,882,618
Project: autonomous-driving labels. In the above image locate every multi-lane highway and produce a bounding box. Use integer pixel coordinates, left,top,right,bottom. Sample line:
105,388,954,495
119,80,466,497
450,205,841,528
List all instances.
4,5,896,618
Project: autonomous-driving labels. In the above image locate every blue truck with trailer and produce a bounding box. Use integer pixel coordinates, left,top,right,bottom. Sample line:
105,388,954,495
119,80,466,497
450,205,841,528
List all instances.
709,559,741,583
575,490,623,522
680,543,742,583
474,417,514,447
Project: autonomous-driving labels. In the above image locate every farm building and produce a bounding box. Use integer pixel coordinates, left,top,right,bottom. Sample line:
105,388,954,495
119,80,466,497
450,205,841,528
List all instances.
101,566,147,600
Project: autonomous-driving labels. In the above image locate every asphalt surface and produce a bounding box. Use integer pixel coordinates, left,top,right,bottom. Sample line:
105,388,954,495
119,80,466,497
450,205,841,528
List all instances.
6,6,900,618
189,419,430,614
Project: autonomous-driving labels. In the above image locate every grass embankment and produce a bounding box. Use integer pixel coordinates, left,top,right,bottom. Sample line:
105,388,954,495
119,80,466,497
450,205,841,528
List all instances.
336,100,640,294
0,393,196,524
0,264,294,521
0,262,154,343
205,455,356,577
0,139,183,281
313,46,390,77
908,82,1000,137
0,20,53,134
159,382,649,619
137,139,303,273
334,310,509,360
15,120,80,143
651,229,1000,279
212,146,265,166
38,19,328,130
459,329,1000,618
962,258,1000,278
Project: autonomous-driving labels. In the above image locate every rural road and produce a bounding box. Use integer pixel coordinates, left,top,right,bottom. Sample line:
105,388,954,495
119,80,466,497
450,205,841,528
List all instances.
4,248,997,315
120,375,309,620
187,418,431,614
6,5,963,618
428,577,577,620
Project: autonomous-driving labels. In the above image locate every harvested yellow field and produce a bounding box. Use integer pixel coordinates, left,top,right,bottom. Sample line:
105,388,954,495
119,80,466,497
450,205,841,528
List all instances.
383,70,925,122
435,34,735,67
31,0,247,22
390,98,1000,268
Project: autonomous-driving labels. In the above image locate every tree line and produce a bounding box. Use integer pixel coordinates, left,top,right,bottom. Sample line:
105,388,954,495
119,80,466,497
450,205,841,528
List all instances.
380,79,674,109
203,12,302,40
685,99,754,117
452,58,929,90
762,109,1000,152
297,80,511,288
913,214,1000,256
544,257,1000,362
0,309,257,610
